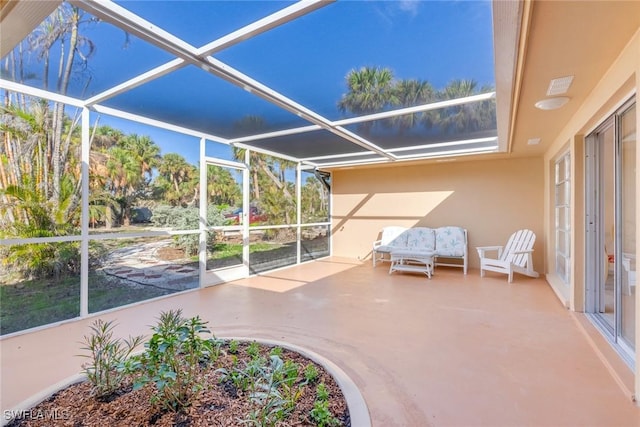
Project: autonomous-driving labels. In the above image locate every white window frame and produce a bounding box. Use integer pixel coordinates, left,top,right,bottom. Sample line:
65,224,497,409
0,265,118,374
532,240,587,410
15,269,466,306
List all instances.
555,151,571,285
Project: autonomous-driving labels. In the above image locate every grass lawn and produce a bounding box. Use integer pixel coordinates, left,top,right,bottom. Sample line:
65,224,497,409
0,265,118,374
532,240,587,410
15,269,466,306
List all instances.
0,240,331,336
0,275,81,335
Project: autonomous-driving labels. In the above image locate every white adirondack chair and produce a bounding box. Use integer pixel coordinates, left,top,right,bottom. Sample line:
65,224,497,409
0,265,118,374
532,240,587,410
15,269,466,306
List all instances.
476,229,539,283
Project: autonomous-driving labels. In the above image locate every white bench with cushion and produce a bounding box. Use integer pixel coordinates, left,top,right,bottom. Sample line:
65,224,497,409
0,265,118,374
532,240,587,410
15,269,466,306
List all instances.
374,226,468,275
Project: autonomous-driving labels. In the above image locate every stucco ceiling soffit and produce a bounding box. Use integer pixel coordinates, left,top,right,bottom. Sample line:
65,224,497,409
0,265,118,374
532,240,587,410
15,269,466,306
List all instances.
0,0,61,57
509,1,640,157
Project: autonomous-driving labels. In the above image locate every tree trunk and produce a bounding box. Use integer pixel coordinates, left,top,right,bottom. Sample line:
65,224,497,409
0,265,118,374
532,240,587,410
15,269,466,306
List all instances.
252,169,260,200
105,205,113,229
52,8,79,206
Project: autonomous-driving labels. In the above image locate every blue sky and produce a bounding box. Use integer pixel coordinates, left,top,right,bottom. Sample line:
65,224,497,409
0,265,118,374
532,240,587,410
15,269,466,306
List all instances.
7,0,496,165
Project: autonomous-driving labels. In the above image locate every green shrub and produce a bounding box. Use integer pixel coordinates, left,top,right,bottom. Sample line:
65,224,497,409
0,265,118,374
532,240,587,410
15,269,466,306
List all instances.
310,399,340,427
247,341,260,359
304,363,319,384
151,204,226,256
316,382,330,401
228,339,239,354
310,382,340,427
79,319,142,398
125,309,216,412
3,241,80,280
243,355,296,426
269,346,283,357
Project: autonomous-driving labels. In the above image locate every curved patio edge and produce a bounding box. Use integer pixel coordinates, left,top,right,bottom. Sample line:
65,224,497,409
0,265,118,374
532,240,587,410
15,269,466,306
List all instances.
228,336,372,427
3,338,371,427
3,374,85,426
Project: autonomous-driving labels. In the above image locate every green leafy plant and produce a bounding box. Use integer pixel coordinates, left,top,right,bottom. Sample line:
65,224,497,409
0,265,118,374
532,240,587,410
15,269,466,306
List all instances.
151,205,227,255
217,356,267,394
278,360,303,414
280,360,299,387
242,355,295,426
304,362,319,384
79,319,142,398
269,346,283,357
310,382,340,427
247,341,261,359
228,339,240,354
310,400,340,427
316,382,330,401
125,309,215,412
217,366,250,393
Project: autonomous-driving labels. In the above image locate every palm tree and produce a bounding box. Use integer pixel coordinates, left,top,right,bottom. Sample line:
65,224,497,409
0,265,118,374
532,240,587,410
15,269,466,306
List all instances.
301,175,328,223
233,146,296,224
84,126,123,228
156,153,198,206
435,79,496,133
41,4,96,206
0,101,82,232
120,134,161,181
233,115,268,136
90,124,124,152
2,2,97,234
206,165,241,208
1,176,80,279
106,146,143,226
231,114,297,223
391,79,435,133
232,115,268,201
338,66,398,134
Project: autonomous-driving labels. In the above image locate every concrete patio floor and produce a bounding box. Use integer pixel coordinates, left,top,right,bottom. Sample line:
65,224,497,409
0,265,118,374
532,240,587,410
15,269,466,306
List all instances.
2,257,640,426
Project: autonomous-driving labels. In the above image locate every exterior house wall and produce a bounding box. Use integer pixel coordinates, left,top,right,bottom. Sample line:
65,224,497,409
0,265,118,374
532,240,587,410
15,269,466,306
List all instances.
330,157,545,272
541,27,640,399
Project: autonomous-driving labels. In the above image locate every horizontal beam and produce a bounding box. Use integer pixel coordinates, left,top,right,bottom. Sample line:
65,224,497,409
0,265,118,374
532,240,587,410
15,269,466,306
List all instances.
0,79,85,107
333,92,496,127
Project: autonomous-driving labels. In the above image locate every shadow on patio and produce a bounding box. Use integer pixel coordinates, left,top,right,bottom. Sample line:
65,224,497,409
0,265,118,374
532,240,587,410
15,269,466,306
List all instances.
2,257,640,426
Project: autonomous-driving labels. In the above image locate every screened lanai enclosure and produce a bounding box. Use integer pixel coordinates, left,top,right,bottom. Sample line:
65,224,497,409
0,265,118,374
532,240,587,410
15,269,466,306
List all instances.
0,0,497,335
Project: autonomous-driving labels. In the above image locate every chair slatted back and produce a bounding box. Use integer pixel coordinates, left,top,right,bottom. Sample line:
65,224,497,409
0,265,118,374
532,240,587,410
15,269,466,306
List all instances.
501,229,536,266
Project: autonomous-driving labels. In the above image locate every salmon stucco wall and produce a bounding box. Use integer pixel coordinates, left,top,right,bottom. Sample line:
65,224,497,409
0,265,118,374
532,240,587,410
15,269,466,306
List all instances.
330,157,545,272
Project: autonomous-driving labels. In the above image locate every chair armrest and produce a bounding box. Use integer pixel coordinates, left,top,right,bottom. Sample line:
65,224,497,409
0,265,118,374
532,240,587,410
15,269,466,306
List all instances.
512,249,534,254
476,245,503,251
476,245,504,258
373,239,383,249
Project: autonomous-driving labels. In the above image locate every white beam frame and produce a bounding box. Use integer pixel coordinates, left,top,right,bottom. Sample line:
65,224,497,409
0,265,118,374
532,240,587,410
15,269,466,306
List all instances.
69,0,397,161
1,0,502,169
199,138,207,288
81,0,331,105
80,107,90,316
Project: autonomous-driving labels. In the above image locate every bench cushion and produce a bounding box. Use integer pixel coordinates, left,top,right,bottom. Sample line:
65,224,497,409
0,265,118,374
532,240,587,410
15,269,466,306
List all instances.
435,226,466,257
406,227,436,252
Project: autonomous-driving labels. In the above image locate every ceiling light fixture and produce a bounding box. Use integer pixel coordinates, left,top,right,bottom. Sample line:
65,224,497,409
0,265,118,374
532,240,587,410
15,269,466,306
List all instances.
534,96,570,110
527,138,541,145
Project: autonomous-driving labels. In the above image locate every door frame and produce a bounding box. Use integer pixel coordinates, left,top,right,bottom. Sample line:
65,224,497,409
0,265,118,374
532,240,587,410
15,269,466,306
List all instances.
200,155,250,287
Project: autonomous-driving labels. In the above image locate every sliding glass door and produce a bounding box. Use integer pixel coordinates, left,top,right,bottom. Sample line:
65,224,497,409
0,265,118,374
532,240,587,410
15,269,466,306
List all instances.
585,100,636,360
